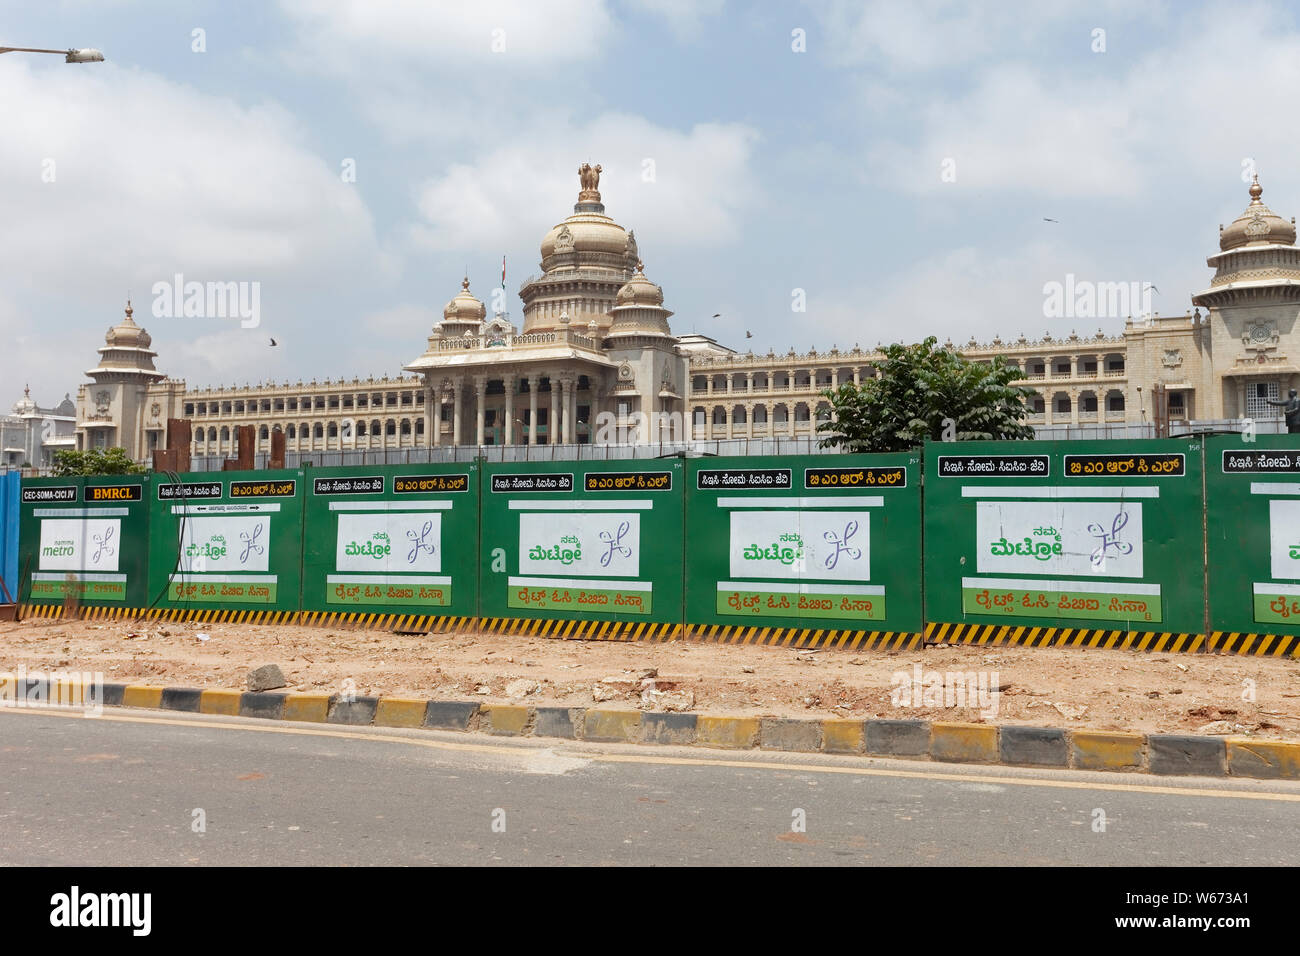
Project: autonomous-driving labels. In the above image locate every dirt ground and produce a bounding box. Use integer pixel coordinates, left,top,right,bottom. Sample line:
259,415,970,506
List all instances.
2,617,1297,739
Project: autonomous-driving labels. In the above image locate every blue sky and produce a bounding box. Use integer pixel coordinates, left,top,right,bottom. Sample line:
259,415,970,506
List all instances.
3,0,1299,404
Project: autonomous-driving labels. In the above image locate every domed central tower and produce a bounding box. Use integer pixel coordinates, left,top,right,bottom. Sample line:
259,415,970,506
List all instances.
519,164,640,333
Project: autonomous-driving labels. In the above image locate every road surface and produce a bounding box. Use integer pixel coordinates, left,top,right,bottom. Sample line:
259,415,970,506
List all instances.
2,707,1298,866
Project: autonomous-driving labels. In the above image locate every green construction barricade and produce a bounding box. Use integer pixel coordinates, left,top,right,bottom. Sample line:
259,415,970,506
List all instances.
147,469,304,614
683,454,922,642
923,439,1205,646
301,463,480,622
478,459,685,632
18,475,151,610
1206,434,1300,656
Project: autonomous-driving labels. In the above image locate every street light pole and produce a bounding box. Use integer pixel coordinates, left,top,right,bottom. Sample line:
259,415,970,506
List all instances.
0,46,105,62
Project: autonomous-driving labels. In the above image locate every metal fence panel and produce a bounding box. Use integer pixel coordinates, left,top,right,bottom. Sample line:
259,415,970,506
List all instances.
922,438,1205,636
1,471,20,603
146,469,304,613
684,453,923,634
300,463,480,619
478,458,685,625
17,475,152,608
1205,434,1300,640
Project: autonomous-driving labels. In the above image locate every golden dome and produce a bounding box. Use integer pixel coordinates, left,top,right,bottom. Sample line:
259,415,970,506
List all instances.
104,300,152,349
615,262,664,307
607,261,674,338
539,214,630,260
1220,176,1297,251
442,277,487,325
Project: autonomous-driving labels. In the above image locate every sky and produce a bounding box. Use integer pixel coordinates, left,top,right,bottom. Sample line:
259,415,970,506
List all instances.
2,0,1299,405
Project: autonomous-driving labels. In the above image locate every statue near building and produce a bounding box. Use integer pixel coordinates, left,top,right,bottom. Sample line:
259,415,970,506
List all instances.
1267,388,1300,433
578,162,602,200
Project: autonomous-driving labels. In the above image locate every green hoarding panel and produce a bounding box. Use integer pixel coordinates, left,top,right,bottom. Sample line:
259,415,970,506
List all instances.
479,459,684,624
301,463,480,618
684,454,922,633
1206,434,1300,639
923,439,1204,634
18,475,151,607
146,469,304,613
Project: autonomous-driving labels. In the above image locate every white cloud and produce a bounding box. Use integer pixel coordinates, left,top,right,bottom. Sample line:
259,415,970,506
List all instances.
0,58,384,285
862,4,1300,199
278,0,614,71
0,55,391,399
623,0,726,40
812,242,1152,352
814,0,1150,72
410,114,760,256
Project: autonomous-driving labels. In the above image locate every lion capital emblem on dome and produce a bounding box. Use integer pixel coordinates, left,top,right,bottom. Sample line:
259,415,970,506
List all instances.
578,162,602,201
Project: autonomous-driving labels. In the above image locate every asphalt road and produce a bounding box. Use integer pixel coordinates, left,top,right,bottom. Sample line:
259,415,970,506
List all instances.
2,707,1298,866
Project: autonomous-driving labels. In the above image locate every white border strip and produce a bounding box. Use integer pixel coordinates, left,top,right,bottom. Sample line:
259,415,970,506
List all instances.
508,575,652,591
168,573,277,584
960,486,1159,498
31,572,126,583
32,507,129,517
718,580,884,595
170,503,282,515
716,496,884,508
1254,582,1300,596
1251,483,1300,496
327,574,452,586
508,500,653,511
962,576,1161,595
329,501,452,512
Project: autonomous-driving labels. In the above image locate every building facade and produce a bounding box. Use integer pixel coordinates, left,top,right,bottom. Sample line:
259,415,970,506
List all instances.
73,171,1300,462
1,387,76,470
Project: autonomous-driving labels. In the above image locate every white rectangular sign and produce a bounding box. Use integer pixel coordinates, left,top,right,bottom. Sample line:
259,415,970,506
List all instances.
178,515,271,573
975,499,1144,578
1269,499,1300,580
518,512,641,577
38,518,121,572
727,510,871,581
335,512,442,574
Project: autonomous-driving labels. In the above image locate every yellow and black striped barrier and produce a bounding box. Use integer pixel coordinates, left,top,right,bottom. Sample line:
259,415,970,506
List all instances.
924,621,1208,653
1207,631,1300,657
478,617,681,641
683,623,922,650
13,603,1300,657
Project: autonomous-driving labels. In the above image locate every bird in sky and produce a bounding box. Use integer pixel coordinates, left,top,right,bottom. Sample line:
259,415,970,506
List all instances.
269,337,278,346
1043,217,1059,223
746,331,753,338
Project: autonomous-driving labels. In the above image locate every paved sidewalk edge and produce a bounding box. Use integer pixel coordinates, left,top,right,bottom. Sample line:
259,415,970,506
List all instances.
5,675,1297,781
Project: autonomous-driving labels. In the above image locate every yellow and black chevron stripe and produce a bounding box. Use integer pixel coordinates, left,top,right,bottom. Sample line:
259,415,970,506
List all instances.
684,624,922,650
479,617,682,641
14,604,475,633
1207,631,1300,658
925,621,1205,653
293,611,474,632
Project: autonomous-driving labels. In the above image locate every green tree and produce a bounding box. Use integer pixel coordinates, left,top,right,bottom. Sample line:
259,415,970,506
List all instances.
818,337,1036,453
51,447,146,477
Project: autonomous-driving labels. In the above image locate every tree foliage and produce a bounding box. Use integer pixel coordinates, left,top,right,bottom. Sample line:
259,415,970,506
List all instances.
818,337,1036,453
51,447,145,477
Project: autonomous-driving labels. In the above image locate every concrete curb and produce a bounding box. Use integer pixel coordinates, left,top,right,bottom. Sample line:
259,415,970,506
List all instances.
13,680,1300,781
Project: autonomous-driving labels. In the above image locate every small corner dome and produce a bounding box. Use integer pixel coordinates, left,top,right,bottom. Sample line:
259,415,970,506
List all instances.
616,262,664,307
105,300,152,348
1220,176,1297,251
442,277,487,323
